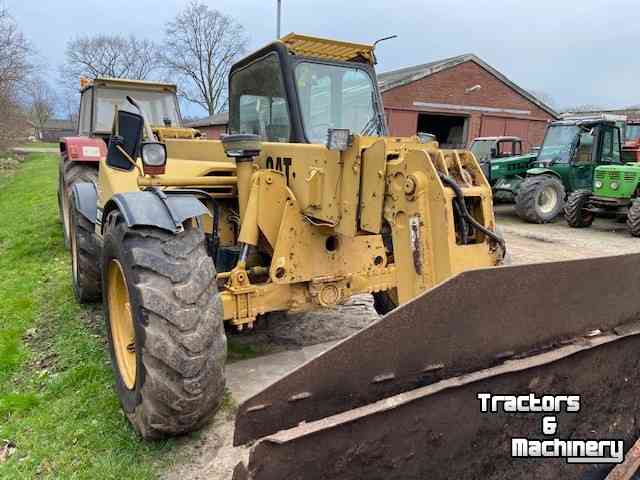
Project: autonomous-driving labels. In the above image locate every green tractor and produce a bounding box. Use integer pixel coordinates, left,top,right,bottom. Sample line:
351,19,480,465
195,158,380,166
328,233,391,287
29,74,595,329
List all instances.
564,161,640,235
513,117,624,223
469,136,537,203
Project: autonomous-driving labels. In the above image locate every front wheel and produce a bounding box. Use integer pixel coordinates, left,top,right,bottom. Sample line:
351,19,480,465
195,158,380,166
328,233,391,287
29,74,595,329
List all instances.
515,175,566,224
627,200,640,237
564,189,595,228
102,213,227,439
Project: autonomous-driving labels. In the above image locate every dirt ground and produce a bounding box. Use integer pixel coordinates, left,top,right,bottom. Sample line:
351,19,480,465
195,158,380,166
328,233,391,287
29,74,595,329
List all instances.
163,204,640,480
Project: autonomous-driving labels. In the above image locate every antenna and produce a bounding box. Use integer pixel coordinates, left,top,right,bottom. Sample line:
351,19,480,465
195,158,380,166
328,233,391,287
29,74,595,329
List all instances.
373,34,398,49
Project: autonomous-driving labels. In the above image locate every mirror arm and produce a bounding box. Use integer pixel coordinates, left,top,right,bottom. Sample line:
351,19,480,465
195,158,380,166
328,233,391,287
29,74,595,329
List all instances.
127,96,155,141
115,144,144,175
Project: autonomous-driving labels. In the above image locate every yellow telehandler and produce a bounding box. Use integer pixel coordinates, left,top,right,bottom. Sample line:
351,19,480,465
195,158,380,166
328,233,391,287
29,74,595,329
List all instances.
68,34,640,479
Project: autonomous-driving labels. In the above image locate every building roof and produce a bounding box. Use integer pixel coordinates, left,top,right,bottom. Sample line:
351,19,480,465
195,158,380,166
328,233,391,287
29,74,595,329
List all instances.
561,108,640,121
377,53,559,119
184,112,229,128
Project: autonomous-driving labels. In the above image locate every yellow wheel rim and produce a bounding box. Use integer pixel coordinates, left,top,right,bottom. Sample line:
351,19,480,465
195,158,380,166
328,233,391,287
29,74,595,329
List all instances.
107,259,137,390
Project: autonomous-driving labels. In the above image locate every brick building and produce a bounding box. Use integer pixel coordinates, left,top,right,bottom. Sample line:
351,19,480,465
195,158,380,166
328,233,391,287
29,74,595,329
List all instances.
378,54,559,151
184,112,228,139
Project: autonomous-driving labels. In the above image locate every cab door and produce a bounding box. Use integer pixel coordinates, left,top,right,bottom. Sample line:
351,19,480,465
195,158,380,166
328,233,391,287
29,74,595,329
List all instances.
598,125,622,165
568,128,596,191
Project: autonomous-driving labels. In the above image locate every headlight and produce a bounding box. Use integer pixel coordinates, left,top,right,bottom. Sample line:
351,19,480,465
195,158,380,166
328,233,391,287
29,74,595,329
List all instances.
141,142,167,175
595,180,603,189
611,181,619,190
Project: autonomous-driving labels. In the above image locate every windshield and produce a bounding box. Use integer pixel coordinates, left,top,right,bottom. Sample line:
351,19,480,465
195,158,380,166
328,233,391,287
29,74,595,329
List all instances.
294,62,380,143
626,124,640,142
537,125,580,164
470,140,495,161
94,87,180,132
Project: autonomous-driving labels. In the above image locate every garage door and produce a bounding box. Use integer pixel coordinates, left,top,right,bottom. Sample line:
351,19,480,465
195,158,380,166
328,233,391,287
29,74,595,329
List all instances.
480,116,506,137
480,116,533,151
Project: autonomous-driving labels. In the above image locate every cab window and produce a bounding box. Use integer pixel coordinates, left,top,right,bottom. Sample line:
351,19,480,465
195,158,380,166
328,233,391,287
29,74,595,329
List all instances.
78,89,92,135
229,53,291,142
600,127,621,164
497,141,513,156
575,131,595,164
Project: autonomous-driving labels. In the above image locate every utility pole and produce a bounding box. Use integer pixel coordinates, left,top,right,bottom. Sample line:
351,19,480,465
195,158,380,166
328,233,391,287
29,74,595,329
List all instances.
276,0,282,38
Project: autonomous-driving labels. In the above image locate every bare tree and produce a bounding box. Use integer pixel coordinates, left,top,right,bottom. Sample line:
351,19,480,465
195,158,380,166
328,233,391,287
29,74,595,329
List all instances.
161,1,248,115
61,34,160,82
26,78,57,139
0,7,32,149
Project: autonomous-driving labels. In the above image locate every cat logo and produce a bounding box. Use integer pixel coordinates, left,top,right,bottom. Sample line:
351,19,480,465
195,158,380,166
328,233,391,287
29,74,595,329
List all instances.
265,156,293,185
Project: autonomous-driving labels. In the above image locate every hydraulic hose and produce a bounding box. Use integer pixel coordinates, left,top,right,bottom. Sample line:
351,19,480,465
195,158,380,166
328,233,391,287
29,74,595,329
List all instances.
451,198,469,245
438,173,506,254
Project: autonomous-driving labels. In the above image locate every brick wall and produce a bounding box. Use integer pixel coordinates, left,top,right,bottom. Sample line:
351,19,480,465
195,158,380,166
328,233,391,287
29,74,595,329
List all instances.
382,60,555,150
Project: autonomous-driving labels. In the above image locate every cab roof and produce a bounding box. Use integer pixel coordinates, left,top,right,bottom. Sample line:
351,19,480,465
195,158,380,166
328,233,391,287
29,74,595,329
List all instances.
472,136,522,142
280,33,375,65
80,76,178,94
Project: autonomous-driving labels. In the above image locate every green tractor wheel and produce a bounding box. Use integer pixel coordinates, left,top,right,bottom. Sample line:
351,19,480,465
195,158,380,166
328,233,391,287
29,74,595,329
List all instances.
564,190,595,228
515,175,566,224
627,200,640,237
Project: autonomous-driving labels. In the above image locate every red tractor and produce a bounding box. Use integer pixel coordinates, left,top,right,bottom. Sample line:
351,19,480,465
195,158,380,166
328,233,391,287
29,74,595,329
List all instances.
623,120,640,162
58,77,183,247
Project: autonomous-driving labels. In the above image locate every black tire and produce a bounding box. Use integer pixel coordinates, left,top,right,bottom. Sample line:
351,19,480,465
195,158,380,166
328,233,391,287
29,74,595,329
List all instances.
70,195,101,303
102,213,227,439
515,175,566,224
627,200,640,237
60,161,98,249
373,289,398,316
564,189,595,228
493,190,514,204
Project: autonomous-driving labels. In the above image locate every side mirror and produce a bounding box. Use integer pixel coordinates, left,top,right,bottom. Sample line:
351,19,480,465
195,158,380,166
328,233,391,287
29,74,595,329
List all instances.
490,147,497,157
106,110,144,171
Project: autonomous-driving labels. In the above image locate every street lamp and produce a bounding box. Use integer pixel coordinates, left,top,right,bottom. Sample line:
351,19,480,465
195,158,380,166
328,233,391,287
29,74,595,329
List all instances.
277,0,282,39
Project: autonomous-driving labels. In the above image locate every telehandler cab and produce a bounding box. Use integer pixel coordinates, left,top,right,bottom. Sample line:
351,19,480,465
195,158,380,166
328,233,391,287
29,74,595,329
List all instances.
68,35,640,479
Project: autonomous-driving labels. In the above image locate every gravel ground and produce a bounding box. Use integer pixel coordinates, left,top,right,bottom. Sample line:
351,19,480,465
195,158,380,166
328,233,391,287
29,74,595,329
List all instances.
163,204,640,480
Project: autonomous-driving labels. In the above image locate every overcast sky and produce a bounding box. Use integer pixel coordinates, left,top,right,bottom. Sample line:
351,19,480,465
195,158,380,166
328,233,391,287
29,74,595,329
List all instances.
6,0,640,116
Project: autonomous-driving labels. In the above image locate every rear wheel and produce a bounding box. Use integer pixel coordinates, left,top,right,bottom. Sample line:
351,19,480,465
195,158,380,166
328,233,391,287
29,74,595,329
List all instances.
564,189,595,228
60,162,98,249
627,200,640,237
102,213,227,439
515,175,565,223
70,195,101,303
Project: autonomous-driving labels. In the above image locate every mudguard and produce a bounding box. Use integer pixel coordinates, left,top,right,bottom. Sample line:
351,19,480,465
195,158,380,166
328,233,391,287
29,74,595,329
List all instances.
60,137,107,163
102,191,210,234
71,182,98,224
493,175,522,193
526,167,561,179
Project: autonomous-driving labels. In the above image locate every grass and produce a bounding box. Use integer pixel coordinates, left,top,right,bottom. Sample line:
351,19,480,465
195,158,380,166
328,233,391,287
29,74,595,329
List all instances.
17,142,59,149
0,153,175,478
